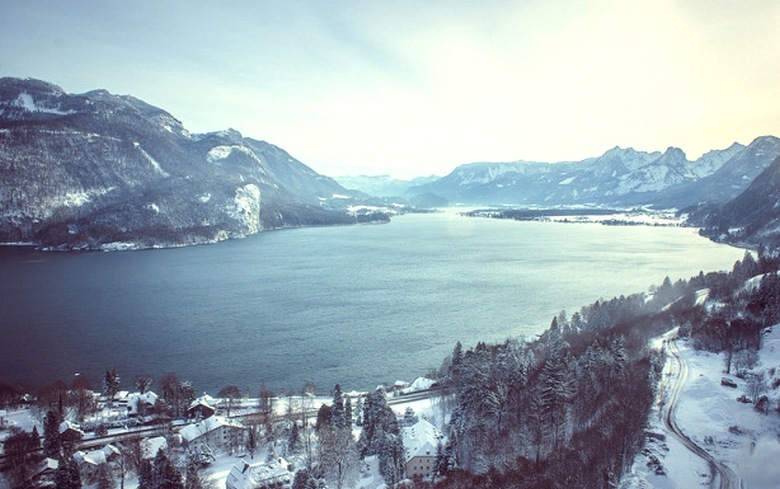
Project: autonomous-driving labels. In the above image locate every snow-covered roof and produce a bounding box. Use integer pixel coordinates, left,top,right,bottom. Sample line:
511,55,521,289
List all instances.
40,458,59,472
77,448,107,466
141,436,168,459
225,458,291,489
59,420,84,435
180,416,244,442
188,394,216,411
402,419,444,462
127,391,158,415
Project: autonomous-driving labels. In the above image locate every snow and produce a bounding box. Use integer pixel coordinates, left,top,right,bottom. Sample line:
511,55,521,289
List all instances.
141,436,168,459
622,327,780,489
402,419,444,461
137,146,170,177
225,458,292,489
332,193,352,199
207,145,264,169
180,416,242,442
694,288,710,306
228,184,262,234
13,92,74,115
558,176,576,185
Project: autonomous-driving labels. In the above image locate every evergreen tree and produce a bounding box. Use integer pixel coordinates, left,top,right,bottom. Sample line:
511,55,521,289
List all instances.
153,448,183,489
4,428,41,489
55,456,82,489
315,404,332,434
95,463,114,489
43,409,63,458
292,469,318,489
288,421,300,453
103,369,121,401
184,460,204,489
138,459,154,489
344,398,353,427
331,384,345,429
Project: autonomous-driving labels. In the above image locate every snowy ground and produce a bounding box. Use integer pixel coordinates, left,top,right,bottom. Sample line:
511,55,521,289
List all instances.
621,327,780,489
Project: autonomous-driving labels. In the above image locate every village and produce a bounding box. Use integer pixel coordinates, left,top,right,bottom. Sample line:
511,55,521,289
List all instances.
0,376,447,489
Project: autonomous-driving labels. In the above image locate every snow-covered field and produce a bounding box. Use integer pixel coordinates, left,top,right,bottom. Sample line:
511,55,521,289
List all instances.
622,327,780,489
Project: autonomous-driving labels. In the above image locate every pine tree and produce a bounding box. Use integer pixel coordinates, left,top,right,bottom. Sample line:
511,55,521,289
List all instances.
103,369,121,401
55,456,82,489
292,469,318,489
44,409,63,458
331,384,345,429
288,422,300,453
138,459,153,489
184,461,203,489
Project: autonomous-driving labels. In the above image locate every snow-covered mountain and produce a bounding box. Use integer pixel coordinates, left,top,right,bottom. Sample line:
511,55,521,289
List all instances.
334,174,439,198
0,78,378,250
691,154,780,248
409,138,780,208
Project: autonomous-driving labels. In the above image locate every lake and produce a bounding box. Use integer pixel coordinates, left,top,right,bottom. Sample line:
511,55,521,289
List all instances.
0,210,746,395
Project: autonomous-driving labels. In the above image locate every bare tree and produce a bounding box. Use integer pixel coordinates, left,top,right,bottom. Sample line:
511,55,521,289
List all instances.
217,386,241,417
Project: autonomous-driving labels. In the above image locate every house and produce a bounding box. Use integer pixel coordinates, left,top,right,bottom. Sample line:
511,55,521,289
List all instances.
180,416,247,454
187,394,217,419
225,458,292,489
402,419,444,479
75,445,120,479
33,458,59,486
126,391,158,417
59,420,85,445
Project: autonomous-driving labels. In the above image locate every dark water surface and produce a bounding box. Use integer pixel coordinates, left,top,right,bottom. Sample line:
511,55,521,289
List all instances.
0,211,745,394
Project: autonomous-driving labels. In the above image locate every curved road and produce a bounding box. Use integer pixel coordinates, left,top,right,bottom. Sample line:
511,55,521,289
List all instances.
662,337,742,489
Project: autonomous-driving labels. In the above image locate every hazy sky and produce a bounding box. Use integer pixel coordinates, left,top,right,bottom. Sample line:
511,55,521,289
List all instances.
2,1,779,178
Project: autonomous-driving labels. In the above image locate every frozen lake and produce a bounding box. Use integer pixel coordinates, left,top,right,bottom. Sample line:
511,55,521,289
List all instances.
0,210,746,394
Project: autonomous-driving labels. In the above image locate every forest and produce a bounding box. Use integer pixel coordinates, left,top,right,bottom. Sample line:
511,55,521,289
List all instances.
410,250,780,488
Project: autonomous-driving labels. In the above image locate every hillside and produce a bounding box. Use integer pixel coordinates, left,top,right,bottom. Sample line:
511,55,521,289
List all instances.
691,154,780,248
0,78,380,250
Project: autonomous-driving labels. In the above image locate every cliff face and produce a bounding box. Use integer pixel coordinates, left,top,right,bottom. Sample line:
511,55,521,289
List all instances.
0,78,366,250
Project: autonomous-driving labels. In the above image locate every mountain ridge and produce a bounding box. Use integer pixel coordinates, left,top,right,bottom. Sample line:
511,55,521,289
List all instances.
409,137,778,208
0,77,383,250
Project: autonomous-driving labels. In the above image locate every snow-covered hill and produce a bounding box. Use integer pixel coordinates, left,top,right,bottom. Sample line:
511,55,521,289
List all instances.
621,327,780,489
0,78,382,250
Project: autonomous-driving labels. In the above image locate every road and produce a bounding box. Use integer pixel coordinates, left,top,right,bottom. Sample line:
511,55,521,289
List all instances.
662,336,743,489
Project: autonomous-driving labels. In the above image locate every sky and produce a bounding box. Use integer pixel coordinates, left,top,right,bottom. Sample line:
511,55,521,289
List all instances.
1,0,779,179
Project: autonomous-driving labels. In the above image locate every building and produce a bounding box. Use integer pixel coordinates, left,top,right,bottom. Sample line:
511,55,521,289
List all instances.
180,416,246,454
187,394,217,419
75,445,120,479
59,420,85,445
402,419,444,479
225,458,292,489
125,391,159,417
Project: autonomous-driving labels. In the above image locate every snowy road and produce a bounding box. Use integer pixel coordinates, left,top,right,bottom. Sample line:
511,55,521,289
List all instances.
662,337,743,489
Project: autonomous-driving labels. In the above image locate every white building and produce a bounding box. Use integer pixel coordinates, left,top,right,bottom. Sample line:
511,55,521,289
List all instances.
402,419,444,479
225,458,292,489
180,416,246,454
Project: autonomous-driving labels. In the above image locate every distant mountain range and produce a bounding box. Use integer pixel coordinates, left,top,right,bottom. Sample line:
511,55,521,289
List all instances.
407,137,780,209
0,78,387,250
335,174,439,198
